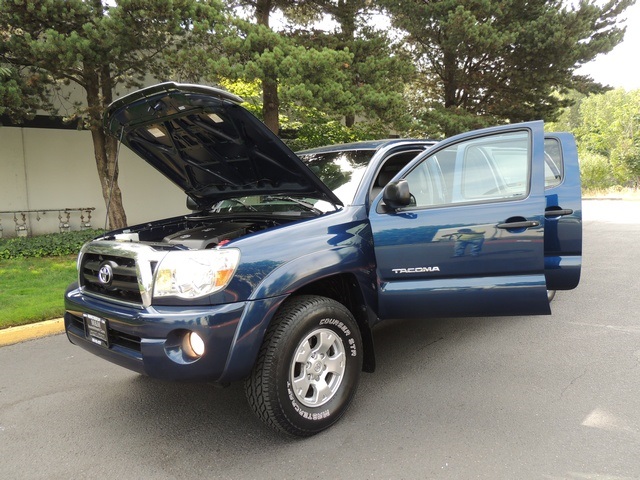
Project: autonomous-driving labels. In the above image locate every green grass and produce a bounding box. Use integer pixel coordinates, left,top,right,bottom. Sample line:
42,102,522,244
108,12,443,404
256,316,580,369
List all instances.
0,255,77,329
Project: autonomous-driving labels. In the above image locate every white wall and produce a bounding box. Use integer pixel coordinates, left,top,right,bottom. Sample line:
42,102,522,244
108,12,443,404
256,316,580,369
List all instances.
0,126,188,237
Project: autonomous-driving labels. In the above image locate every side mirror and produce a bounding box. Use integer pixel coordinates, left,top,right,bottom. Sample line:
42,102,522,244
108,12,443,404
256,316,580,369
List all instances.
186,195,200,211
383,179,411,210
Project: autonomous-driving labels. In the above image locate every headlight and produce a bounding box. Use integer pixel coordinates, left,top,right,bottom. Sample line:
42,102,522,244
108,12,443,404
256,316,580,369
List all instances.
153,249,240,299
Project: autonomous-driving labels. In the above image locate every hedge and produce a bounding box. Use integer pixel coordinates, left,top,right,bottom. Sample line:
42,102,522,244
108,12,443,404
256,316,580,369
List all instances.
0,229,104,260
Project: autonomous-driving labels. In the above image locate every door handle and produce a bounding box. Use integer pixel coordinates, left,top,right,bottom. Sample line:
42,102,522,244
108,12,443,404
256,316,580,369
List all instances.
544,208,573,217
496,220,540,229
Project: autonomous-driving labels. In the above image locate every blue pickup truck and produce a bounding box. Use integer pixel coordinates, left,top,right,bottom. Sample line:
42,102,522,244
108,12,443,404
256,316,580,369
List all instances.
64,82,582,437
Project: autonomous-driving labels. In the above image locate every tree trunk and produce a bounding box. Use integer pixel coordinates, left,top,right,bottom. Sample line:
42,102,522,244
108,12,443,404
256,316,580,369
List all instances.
80,3,127,230
441,48,461,137
89,126,128,230
345,114,355,128
330,0,358,128
442,49,458,110
262,77,280,134
255,0,280,135
85,69,127,230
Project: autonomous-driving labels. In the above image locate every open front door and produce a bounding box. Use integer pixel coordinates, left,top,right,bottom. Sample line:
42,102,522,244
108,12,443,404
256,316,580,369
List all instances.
370,121,551,320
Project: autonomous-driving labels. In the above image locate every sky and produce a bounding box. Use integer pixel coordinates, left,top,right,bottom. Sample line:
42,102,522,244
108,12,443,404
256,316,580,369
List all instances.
574,1,640,91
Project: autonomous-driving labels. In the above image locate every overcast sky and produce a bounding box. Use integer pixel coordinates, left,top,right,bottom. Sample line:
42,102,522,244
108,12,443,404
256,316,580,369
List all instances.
577,1,640,91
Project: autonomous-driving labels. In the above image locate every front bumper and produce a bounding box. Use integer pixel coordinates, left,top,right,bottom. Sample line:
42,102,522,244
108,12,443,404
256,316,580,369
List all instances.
65,287,251,383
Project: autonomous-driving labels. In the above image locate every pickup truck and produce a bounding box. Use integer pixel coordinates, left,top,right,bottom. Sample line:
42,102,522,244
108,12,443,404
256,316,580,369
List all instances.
64,82,582,437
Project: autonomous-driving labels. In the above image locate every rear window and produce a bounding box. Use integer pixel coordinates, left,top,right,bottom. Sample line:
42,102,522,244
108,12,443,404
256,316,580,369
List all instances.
544,138,563,189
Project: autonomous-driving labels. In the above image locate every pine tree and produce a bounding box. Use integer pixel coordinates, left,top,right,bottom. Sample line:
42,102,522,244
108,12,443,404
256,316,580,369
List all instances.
381,0,634,136
0,0,227,229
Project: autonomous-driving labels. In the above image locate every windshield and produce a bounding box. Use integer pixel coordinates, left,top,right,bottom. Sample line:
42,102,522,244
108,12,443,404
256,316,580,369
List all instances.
210,149,376,214
299,150,375,207
211,195,325,215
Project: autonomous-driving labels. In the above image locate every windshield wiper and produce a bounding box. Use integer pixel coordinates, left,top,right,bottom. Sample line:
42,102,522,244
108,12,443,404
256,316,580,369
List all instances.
264,195,323,214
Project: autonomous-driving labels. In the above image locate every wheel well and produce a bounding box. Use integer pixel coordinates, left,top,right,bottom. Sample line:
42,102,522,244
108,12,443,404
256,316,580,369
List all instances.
293,274,375,373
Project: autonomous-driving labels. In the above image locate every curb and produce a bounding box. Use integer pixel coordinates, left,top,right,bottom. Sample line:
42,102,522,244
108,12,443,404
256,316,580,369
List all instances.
0,318,65,347
582,197,624,201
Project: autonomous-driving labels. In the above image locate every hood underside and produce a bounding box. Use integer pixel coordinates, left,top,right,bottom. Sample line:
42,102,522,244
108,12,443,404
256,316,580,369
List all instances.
104,82,342,209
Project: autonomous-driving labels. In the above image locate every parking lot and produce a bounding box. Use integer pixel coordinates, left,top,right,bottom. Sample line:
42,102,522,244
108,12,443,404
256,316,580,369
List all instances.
1,199,639,479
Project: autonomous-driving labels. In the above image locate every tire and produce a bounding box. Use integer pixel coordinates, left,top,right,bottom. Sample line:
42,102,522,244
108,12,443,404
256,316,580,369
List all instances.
245,295,363,437
547,290,556,302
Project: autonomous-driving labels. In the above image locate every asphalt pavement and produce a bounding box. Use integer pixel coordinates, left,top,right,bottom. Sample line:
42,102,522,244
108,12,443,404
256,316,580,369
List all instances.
1,199,639,479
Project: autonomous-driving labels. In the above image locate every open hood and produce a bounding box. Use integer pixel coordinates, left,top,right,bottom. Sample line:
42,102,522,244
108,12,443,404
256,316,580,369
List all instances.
104,82,342,209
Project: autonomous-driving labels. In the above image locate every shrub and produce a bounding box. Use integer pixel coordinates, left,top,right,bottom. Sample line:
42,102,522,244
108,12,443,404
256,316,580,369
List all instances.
579,151,616,192
0,229,104,260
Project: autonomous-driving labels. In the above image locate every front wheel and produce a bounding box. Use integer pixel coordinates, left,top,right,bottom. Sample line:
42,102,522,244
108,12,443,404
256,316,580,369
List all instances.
245,295,363,437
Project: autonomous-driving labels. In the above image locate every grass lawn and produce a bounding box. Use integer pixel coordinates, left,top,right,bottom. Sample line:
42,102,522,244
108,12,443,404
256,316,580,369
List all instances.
0,255,77,329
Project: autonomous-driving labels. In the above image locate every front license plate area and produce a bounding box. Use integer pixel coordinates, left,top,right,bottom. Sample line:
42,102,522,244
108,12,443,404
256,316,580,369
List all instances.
83,313,109,348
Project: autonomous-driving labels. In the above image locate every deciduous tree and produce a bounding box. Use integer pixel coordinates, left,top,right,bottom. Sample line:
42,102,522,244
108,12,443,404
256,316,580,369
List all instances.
577,89,640,188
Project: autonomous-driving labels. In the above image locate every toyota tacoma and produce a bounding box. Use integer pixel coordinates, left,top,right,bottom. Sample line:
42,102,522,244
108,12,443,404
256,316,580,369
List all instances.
64,82,582,436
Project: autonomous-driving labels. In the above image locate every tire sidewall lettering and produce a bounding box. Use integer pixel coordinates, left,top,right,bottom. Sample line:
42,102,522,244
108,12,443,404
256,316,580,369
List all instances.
281,313,360,424
286,380,331,421
318,317,351,337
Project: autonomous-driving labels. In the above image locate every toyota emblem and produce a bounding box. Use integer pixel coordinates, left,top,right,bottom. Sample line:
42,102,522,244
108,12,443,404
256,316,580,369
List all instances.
98,264,113,285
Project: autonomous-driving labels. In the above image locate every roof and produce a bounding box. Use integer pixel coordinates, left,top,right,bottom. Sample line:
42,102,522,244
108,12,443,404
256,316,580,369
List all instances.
297,139,435,155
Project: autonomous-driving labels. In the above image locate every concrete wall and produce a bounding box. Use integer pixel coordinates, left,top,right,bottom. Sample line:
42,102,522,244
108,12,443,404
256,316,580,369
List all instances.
0,126,188,238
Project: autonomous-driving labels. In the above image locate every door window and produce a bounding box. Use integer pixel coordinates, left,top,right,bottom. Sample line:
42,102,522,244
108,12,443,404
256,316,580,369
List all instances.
404,131,530,208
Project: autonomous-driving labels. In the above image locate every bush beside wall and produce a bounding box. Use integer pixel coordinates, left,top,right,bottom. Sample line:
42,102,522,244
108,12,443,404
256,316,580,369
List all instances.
0,230,104,260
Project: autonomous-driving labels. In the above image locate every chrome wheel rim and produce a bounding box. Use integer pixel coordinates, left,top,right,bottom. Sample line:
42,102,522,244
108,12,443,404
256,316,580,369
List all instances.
290,327,346,408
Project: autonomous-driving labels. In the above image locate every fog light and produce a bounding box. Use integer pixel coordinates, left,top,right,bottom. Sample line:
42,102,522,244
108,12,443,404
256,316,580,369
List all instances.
188,332,205,357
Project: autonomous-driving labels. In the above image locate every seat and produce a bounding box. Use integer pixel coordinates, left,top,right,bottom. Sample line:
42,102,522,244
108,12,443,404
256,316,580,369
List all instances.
370,169,398,205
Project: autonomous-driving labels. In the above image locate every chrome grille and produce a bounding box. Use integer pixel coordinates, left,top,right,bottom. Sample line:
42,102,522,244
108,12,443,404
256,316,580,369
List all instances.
78,241,164,308
81,253,142,304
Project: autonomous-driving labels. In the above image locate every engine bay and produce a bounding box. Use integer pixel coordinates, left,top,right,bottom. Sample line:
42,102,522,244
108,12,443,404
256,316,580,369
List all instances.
162,222,253,249
100,215,288,250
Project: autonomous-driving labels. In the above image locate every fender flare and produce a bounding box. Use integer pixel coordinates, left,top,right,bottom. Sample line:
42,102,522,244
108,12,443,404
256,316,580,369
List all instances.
218,246,378,382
